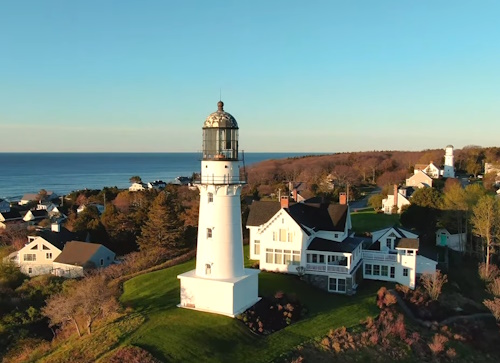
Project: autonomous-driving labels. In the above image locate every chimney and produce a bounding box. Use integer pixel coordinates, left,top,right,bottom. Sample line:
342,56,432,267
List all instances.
339,192,347,205
292,189,298,201
393,184,398,207
280,196,289,209
51,222,60,233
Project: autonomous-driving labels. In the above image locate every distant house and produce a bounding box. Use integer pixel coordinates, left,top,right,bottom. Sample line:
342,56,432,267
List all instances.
129,182,147,192
381,185,412,214
0,199,10,213
436,227,466,252
288,182,310,202
406,170,433,188
6,223,80,276
77,203,105,215
172,176,192,186
36,202,61,215
485,162,500,186
414,162,440,179
52,241,115,278
19,191,58,206
23,210,49,223
0,211,23,229
148,180,167,190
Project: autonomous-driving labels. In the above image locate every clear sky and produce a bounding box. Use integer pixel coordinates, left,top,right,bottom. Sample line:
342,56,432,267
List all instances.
1,0,499,152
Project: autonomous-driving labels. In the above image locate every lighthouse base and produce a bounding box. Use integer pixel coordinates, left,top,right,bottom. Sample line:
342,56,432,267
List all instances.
177,269,260,317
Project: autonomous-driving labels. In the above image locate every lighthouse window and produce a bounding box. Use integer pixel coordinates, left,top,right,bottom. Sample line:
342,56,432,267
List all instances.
207,228,212,238
208,193,213,203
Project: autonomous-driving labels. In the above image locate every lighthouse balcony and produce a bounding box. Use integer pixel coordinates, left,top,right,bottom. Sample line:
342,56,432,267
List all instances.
194,174,247,185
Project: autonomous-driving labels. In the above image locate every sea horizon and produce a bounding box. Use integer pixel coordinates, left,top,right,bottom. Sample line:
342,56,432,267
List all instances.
0,152,327,200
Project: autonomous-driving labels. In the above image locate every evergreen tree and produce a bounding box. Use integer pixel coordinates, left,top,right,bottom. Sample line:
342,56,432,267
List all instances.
137,191,183,250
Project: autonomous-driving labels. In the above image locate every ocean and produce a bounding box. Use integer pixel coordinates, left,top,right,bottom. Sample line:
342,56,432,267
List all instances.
0,152,313,200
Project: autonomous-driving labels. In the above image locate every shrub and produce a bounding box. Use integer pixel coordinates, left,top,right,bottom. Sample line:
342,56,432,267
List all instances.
446,348,457,359
478,263,499,282
428,333,448,355
488,277,500,297
483,297,500,321
420,270,447,301
108,346,161,363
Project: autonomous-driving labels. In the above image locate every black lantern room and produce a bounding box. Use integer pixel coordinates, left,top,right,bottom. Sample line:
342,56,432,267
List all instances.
202,101,239,161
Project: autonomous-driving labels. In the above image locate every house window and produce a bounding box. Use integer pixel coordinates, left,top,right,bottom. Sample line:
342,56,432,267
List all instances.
100,258,104,266
373,265,380,276
390,266,395,278
284,250,291,264
272,232,277,241
275,249,283,264
279,229,287,242
381,265,388,277
42,244,50,250
288,232,293,242
329,278,337,291
407,250,414,256
266,249,273,264
208,193,213,203
207,228,212,238
338,279,346,292
46,253,52,259
365,264,372,275
403,268,409,277
334,233,339,239
28,267,32,274
254,240,260,255
292,250,301,265
386,239,391,249
319,255,325,263
23,254,36,261
31,245,38,250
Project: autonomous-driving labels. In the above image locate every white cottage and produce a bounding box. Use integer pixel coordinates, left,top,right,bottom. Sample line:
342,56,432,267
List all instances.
436,227,466,252
381,185,412,214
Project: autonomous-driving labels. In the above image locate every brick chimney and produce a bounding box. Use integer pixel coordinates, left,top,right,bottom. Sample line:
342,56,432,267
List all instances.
393,184,398,207
339,192,347,205
280,196,289,209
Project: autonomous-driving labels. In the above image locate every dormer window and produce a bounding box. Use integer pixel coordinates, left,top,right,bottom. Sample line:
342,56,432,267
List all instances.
386,239,392,249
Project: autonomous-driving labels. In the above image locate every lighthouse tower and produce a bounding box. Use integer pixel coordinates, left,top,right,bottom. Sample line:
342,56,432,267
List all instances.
177,101,259,317
443,145,455,178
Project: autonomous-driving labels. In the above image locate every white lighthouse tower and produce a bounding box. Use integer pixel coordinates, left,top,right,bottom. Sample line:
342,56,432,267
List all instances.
177,101,259,317
443,145,455,178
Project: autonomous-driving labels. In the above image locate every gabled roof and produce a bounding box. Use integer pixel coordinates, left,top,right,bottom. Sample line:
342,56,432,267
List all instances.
32,227,81,249
395,238,419,249
371,226,418,242
307,236,365,253
53,241,108,266
21,193,39,201
246,201,283,227
31,210,49,218
0,211,22,221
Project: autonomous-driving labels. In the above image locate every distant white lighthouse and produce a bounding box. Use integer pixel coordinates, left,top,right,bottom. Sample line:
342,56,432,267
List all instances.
177,101,259,317
443,145,455,178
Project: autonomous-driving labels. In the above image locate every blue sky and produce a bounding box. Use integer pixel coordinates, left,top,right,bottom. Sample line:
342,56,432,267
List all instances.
1,1,499,152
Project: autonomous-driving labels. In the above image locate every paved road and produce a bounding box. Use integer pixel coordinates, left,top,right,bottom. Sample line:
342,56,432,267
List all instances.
349,187,381,210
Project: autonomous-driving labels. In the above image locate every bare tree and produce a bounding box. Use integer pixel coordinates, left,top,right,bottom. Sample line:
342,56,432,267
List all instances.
420,270,448,301
42,292,81,337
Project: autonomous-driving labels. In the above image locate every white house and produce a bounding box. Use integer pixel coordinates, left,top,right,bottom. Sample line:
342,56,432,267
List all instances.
0,199,10,213
436,227,466,252
414,162,440,179
19,192,58,205
485,162,500,186
381,185,412,214
36,202,61,215
148,180,167,190
77,203,105,215
406,170,433,188
0,211,23,229
23,210,49,223
6,223,79,276
247,195,436,293
248,194,366,294
52,241,115,278
128,182,147,192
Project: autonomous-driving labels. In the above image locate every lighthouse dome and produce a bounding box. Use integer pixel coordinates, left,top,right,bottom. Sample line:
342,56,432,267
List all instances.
204,101,238,129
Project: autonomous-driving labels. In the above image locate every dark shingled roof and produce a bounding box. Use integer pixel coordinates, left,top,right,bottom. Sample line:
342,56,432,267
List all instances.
307,236,365,253
246,200,349,234
33,227,81,249
395,238,419,249
53,241,103,266
246,201,283,227
0,211,22,221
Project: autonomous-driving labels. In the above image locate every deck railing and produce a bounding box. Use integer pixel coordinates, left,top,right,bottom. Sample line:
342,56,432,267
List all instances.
362,251,397,262
306,263,349,274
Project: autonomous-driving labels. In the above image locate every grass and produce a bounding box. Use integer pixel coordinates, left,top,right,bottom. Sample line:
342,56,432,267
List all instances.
116,261,379,363
351,209,400,233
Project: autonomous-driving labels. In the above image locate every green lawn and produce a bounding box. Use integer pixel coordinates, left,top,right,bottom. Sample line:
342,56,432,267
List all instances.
351,209,400,233
118,262,380,363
